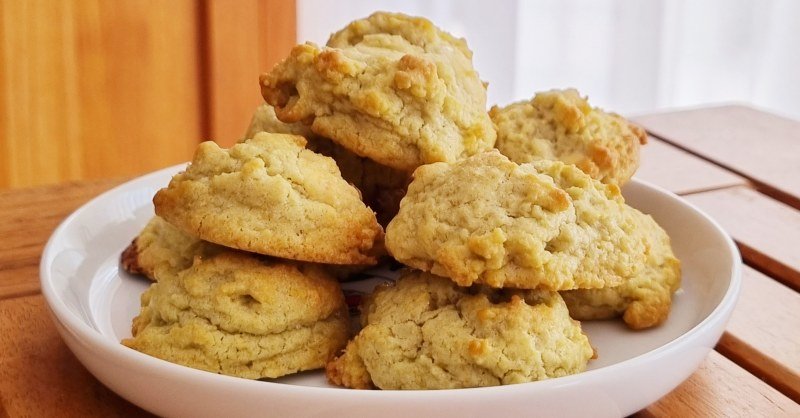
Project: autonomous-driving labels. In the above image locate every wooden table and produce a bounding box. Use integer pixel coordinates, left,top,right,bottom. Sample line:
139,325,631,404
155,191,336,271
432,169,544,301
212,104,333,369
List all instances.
1,105,799,417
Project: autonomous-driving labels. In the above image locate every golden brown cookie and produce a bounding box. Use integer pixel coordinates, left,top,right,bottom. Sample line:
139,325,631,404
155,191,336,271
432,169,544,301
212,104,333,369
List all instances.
123,252,350,379
561,212,681,330
326,10,474,56
242,103,367,203
120,215,367,282
490,89,646,185
302,137,411,226
260,12,496,172
153,133,383,265
120,216,222,281
243,102,315,140
326,271,593,389
386,151,653,290
243,103,410,226
242,103,367,190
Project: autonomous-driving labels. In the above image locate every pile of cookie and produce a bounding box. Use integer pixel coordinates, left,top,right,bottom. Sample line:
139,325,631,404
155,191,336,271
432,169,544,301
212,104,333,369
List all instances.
121,12,680,390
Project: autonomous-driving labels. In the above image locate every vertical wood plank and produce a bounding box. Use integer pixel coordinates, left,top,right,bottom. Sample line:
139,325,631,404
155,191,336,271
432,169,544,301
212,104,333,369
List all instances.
203,0,263,145
202,0,296,146
0,0,203,190
258,0,297,72
0,1,83,187
75,1,203,182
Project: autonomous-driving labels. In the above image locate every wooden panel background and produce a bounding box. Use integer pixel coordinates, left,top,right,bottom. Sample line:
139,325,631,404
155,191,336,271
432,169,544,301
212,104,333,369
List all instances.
203,0,297,146
0,0,296,190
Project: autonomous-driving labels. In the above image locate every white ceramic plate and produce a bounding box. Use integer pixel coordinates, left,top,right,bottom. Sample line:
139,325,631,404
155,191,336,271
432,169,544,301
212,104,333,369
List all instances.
40,165,741,418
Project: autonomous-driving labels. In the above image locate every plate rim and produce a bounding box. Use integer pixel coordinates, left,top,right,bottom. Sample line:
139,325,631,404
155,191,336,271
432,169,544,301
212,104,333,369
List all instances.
39,166,742,398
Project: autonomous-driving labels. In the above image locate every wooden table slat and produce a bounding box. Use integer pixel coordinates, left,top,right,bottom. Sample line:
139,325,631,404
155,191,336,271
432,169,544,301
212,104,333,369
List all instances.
0,295,153,417
636,351,800,417
0,179,123,299
684,186,800,291
716,265,800,403
634,105,800,208
636,137,747,195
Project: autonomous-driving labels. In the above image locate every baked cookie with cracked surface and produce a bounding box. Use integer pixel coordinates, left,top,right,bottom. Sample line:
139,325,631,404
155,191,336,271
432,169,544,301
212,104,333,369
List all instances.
490,89,646,186
326,271,593,389
325,10,474,55
386,151,651,290
243,102,315,140
120,216,223,281
243,103,364,187
301,137,411,226
123,251,350,379
153,132,383,265
561,212,681,330
120,215,367,282
244,103,410,226
260,12,496,172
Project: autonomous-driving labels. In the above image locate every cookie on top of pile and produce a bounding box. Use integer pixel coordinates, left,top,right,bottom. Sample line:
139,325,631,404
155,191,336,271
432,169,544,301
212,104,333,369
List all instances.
260,11,496,172
120,11,680,388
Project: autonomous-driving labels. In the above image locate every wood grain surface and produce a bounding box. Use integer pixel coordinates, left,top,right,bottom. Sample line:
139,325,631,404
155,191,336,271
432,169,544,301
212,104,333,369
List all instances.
0,0,297,190
685,186,800,290
201,0,297,146
716,265,800,402
634,105,800,208
0,295,153,417
0,179,123,300
636,137,747,195
0,0,202,189
636,351,800,417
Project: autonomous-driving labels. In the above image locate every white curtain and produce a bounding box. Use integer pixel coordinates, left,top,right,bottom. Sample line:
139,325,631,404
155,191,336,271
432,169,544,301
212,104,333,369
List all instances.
298,0,800,119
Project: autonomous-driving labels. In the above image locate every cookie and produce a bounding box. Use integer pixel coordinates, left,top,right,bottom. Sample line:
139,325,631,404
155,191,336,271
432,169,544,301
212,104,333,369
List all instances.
242,104,367,191
244,103,410,226
561,212,681,329
243,102,315,140
122,251,350,379
260,12,496,172
120,215,368,282
326,271,593,389
326,10,474,55
386,151,654,290
490,89,646,185
120,216,222,281
153,133,384,265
